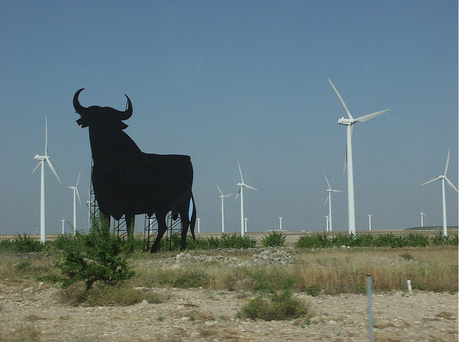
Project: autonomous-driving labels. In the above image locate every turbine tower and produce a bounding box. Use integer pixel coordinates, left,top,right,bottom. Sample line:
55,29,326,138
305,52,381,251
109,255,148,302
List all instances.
367,212,373,231
278,215,284,230
32,117,61,243
323,215,329,232
68,172,81,235
328,79,389,235
420,208,426,227
217,185,232,233
422,149,458,236
324,175,342,232
235,162,258,237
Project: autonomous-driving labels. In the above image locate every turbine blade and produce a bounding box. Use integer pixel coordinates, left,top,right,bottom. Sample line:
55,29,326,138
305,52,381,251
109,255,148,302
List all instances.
444,149,450,176
216,185,224,196
76,172,81,187
354,109,389,123
46,158,61,184
32,162,41,174
234,188,241,202
237,162,244,183
76,188,82,205
422,177,441,186
244,184,258,191
324,175,331,189
224,193,233,198
324,194,329,206
445,177,459,193
45,117,48,156
328,79,353,120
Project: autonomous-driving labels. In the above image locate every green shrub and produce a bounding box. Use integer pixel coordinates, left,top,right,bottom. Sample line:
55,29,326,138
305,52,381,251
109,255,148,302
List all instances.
261,231,286,247
12,234,45,253
219,233,256,249
54,223,134,291
296,233,332,248
431,232,458,246
405,233,429,247
238,290,308,321
0,239,14,254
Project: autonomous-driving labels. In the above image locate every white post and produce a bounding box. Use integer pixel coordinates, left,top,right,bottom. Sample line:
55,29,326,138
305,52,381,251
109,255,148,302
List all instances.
197,218,201,233
407,280,412,294
61,219,65,234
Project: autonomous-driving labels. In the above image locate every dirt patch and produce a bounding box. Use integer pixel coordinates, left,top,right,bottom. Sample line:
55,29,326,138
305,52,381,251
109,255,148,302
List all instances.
0,281,457,342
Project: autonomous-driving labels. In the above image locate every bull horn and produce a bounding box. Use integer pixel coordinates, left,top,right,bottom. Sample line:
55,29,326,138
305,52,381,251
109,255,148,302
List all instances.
73,88,87,115
118,94,133,120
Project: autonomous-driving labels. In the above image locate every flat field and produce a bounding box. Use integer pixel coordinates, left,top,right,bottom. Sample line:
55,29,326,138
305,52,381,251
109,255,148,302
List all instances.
0,238,457,342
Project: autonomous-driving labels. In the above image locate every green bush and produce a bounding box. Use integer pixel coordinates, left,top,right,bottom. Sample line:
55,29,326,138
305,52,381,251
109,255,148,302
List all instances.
12,234,45,253
54,224,134,291
238,289,308,321
261,231,286,247
219,233,257,249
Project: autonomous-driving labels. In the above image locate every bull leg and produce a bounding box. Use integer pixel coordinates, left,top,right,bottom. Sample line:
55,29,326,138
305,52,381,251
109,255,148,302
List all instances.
125,215,135,253
150,212,168,253
179,211,190,251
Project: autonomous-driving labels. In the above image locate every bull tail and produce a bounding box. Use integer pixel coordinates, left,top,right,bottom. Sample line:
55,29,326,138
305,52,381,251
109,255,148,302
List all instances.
189,193,197,240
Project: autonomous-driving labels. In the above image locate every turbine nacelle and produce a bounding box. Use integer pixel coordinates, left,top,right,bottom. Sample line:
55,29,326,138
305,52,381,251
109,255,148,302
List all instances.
338,117,354,125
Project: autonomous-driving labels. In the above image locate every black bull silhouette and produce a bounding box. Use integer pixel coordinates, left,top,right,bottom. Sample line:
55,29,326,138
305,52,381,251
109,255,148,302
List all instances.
73,89,196,252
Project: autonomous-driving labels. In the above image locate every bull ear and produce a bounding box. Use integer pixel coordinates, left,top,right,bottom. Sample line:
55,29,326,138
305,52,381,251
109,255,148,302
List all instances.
73,88,87,114
119,95,133,121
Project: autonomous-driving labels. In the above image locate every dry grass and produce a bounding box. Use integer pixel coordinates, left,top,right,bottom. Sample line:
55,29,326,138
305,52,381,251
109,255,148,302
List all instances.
133,246,457,295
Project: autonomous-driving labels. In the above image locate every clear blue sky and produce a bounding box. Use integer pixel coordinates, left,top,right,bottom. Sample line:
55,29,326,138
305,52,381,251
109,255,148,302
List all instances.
0,1,457,236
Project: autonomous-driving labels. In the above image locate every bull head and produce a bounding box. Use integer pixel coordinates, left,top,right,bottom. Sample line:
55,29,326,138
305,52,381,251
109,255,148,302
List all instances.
73,88,133,129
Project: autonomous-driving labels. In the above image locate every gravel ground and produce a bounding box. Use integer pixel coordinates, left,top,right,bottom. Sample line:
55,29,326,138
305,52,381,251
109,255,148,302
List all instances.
0,281,457,342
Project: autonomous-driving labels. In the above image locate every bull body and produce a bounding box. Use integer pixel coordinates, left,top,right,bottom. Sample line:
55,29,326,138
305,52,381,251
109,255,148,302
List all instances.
73,88,196,252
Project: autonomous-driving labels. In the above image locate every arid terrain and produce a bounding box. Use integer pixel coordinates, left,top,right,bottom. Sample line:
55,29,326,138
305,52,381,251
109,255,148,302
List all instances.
0,281,457,342
0,229,457,341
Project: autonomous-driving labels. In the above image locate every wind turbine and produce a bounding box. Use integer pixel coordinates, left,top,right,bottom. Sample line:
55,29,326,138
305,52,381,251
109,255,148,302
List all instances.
422,149,458,236
68,172,81,235
278,215,284,230
244,217,249,233
32,117,61,243
367,212,373,231
235,162,258,237
420,209,426,227
328,79,389,235
324,175,342,232
217,185,232,233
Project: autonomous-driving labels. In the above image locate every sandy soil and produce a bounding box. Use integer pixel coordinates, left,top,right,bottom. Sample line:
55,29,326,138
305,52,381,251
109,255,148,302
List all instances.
0,281,457,342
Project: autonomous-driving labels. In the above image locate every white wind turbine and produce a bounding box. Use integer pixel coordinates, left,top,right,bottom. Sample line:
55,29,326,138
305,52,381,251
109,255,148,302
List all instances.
244,217,249,233
278,215,284,230
68,172,81,235
32,117,61,243
367,212,373,231
324,175,342,232
422,149,458,236
235,162,258,237
217,185,233,233
328,79,389,235
420,209,426,227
